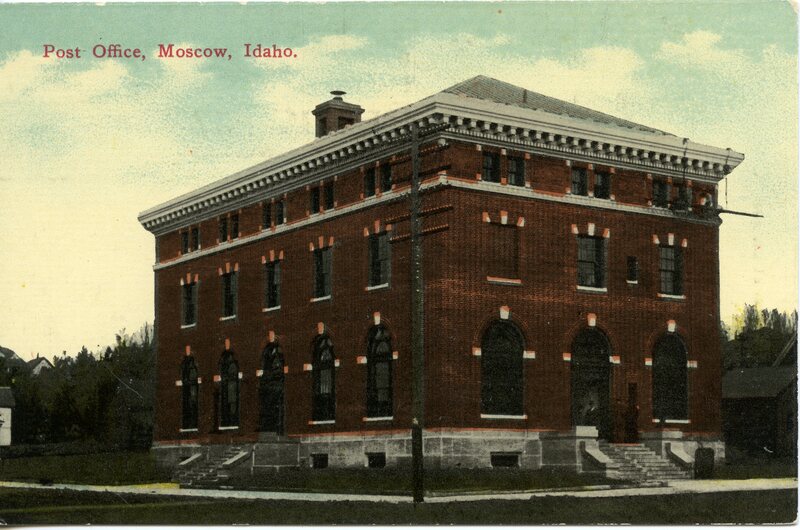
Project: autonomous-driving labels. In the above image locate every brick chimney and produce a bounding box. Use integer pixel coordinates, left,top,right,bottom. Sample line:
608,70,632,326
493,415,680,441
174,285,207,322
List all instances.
312,91,365,138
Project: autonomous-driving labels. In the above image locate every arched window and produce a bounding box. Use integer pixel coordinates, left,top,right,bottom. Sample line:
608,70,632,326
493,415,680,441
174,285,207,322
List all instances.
481,321,524,416
652,334,688,420
259,343,285,433
180,356,199,430
366,326,393,418
219,351,240,428
312,335,335,421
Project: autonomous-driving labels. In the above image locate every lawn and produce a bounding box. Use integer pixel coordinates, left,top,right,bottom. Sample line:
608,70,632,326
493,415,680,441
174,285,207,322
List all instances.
0,488,795,524
0,451,171,485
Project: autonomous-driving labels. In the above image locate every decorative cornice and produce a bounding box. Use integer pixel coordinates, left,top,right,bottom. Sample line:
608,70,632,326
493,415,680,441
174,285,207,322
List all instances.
139,92,743,234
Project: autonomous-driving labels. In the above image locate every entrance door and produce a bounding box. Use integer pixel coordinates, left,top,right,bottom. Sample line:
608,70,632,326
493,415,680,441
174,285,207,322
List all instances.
571,328,612,439
259,344,285,434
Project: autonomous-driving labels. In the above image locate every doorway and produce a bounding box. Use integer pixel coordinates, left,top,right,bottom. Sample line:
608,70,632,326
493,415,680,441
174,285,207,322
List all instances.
571,328,612,440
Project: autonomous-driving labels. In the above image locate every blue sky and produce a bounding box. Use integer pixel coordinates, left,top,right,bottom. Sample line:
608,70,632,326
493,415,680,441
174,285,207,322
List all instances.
0,2,796,358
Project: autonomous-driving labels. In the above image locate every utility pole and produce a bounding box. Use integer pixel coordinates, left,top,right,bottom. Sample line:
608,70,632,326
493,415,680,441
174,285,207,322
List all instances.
409,121,425,503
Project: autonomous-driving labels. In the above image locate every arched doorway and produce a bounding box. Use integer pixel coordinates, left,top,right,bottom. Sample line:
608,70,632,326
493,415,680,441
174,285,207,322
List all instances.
481,320,524,416
259,343,285,434
652,334,688,422
571,328,612,439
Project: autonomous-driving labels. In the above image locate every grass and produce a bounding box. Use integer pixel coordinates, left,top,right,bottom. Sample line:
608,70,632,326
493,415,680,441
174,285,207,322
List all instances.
715,456,797,480
0,451,171,485
225,466,622,495
0,488,795,524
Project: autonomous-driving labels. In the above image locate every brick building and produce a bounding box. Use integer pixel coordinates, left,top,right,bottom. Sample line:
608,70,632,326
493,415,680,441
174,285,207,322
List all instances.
139,76,744,475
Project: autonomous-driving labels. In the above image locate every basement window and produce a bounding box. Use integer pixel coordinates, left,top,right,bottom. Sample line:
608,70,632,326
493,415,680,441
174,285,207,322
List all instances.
367,452,386,469
490,453,520,468
311,454,329,469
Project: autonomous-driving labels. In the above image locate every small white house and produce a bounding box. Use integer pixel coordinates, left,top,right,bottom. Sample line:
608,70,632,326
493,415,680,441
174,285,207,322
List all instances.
0,387,15,446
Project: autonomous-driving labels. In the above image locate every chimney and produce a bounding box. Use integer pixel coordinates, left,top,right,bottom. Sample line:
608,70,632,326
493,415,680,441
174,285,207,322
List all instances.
312,91,365,138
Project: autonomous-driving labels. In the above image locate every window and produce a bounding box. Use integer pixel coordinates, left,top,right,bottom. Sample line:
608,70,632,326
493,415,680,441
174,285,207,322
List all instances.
577,236,606,288
219,351,239,428
313,247,332,298
594,172,611,199
324,181,335,210
659,246,683,295
366,326,393,418
259,343,285,433
674,183,692,210
219,217,228,242
182,281,198,326
481,321,524,416
368,232,391,286
364,168,376,198
367,452,386,468
181,232,190,254
627,256,639,283
264,260,281,309
653,180,670,208
229,214,238,240
571,168,588,196
490,453,520,468
275,200,285,226
221,271,238,318
310,187,321,214
312,335,335,421
311,454,328,469
652,334,688,420
190,227,200,251
262,203,272,229
487,224,519,280
482,152,500,183
180,356,199,430
508,156,525,186
380,164,392,192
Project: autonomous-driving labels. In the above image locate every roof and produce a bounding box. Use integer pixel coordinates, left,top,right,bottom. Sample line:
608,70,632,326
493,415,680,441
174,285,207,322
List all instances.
722,366,797,399
443,76,673,137
0,387,15,408
773,335,797,367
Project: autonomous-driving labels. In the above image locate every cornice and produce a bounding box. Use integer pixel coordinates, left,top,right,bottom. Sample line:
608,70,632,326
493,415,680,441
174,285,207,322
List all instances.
139,92,743,234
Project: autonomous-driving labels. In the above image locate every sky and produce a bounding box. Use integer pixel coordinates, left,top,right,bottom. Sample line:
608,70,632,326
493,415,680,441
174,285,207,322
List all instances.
0,1,797,360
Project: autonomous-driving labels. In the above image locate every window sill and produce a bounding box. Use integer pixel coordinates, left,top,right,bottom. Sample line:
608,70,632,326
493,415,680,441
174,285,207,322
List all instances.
262,305,281,313
577,285,607,293
652,419,690,424
626,280,639,285
363,416,394,422
218,425,239,431
365,283,389,292
657,293,686,300
480,414,528,420
310,295,332,303
487,276,522,286
179,428,199,433
219,315,237,321
180,323,197,330
309,420,335,425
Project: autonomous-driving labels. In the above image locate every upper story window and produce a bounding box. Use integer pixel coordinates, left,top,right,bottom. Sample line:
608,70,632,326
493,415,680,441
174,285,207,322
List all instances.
507,156,525,187
324,181,335,210
364,168,376,198
380,164,392,193
275,200,286,226
182,280,198,326
487,223,519,280
313,247,332,299
653,180,670,208
264,260,281,309
627,256,639,283
310,186,321,214
181,231,190,254
218,217,228,243
190,227,200,251
369,232,391,287
577,235,606,288
482,152,500,183
659,245,683,295
221,270,238,318
262,203,272,229
674,183,692,210
571,168,588,196
230,214,239,240
594,171,611,199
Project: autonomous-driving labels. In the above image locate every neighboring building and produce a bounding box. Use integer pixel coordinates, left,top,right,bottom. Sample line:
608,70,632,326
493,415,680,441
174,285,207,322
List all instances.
0,387,14,446
0,346,27,372
27,356,54,376
139,76,744,473
722,336,798,456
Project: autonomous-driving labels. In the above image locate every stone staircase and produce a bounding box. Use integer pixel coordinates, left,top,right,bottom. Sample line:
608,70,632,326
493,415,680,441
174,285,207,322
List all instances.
598,441,692,484
173,445,250,488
